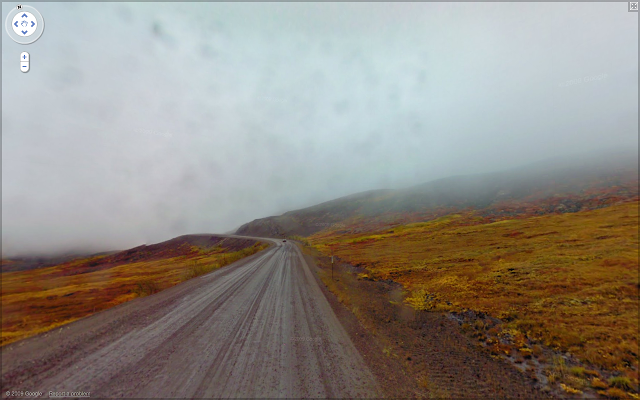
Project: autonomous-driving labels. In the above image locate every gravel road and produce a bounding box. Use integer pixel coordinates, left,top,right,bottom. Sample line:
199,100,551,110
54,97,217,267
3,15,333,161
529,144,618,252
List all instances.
1,237,381,398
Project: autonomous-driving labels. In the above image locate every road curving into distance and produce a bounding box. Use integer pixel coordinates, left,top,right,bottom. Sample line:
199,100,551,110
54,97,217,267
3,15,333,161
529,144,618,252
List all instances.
1,236,381,398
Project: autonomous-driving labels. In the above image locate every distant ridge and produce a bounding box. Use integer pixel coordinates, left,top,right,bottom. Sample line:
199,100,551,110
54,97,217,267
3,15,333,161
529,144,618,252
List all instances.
1,234,258,273
235,150,638,238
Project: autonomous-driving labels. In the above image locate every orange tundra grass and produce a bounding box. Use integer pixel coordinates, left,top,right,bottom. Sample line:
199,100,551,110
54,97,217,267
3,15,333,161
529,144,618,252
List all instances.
310,201,639,382
1,242,268,346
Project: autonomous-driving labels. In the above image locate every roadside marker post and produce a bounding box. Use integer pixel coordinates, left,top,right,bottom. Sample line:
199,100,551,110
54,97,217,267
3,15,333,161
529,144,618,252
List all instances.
331,255,334,280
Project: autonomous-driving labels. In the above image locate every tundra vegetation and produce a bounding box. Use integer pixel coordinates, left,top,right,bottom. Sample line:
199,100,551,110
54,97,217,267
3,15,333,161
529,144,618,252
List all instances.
309,200,639,398
1,240,268,346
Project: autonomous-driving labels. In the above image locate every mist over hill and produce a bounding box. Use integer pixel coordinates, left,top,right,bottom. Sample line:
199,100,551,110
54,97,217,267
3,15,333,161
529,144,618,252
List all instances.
236,150,638,238
3,3,637,258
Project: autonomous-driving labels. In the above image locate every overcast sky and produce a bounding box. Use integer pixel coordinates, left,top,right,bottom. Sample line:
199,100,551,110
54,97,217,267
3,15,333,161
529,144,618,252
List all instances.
2,2,638,257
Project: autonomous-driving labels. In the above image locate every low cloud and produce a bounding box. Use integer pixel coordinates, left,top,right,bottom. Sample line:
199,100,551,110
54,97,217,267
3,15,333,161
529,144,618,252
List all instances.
2,2,637,256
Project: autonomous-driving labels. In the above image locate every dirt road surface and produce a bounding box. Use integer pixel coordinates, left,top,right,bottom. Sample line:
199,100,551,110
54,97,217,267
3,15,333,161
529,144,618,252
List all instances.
1,237,381,398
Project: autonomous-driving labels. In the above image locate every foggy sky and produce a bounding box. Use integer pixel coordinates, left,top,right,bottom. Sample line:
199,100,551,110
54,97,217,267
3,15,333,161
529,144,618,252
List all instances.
2,2,638,257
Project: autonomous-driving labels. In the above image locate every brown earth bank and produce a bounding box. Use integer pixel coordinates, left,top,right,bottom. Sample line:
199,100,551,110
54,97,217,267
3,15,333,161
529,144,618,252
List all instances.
297,242,555,399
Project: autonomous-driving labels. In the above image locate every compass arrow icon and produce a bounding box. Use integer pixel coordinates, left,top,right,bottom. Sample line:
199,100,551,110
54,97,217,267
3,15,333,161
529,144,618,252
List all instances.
31,21,35,27
21,30,27,35
14,21,18,27
21,13,27,18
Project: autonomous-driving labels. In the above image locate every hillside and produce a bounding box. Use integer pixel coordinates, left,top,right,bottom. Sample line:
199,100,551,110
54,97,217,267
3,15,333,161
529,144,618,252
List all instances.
236,151,638,238
1,235,258,273
1,235,268,346
308,201,639,398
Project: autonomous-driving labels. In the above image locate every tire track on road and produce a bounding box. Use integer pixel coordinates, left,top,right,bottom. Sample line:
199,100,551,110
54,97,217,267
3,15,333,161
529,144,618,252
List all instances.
2,238,382,398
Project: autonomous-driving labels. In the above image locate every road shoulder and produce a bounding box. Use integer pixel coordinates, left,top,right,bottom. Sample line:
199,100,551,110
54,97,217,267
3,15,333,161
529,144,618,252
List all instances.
296,242,426,398
296,242,553,399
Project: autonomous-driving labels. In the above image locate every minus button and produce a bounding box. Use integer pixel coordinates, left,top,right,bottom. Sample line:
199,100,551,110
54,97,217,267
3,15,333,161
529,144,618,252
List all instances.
20,52,29,73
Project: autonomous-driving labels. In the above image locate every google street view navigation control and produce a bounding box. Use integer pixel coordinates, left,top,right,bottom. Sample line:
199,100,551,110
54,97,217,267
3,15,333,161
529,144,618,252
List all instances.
5,4,44,72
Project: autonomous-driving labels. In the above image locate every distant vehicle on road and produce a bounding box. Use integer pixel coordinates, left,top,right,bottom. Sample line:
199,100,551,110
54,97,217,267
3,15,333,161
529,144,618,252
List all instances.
283,239,287,242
